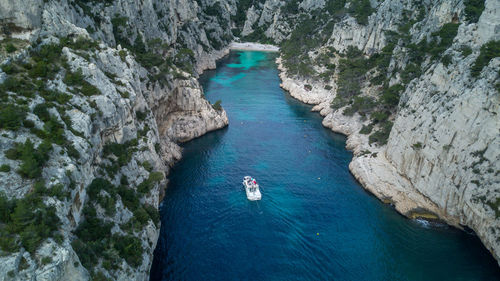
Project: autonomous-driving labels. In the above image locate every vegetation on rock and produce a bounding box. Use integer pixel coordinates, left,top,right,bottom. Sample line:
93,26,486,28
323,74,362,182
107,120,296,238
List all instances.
471,40,500,77
464,0,485,23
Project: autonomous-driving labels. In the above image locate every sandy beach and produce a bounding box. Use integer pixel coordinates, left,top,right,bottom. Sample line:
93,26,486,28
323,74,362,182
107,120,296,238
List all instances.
229,42,279,52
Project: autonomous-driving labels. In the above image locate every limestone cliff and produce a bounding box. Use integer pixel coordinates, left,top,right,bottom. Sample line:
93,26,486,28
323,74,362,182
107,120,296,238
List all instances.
244,0,500,265
0,0,232,280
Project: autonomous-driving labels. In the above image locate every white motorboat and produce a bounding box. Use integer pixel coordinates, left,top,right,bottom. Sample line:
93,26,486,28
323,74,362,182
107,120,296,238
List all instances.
242,176,262,201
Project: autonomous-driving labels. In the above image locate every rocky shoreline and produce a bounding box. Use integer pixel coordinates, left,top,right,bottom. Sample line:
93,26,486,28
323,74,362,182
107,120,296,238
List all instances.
276,56,447,220
275,55,500,264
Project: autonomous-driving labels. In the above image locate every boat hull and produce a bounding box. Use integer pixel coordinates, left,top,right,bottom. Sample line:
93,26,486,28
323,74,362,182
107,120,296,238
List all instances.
245,187,262,201
242,180,262,201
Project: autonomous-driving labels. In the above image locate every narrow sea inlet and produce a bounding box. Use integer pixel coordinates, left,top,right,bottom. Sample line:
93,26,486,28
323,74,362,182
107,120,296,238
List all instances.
150,51,500,280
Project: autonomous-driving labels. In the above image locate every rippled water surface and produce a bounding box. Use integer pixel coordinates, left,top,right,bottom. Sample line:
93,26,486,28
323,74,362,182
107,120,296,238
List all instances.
150,51,500,281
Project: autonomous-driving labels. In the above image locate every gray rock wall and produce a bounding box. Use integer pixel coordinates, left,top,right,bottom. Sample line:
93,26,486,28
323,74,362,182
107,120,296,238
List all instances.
270,0,500,265
0,0,232,280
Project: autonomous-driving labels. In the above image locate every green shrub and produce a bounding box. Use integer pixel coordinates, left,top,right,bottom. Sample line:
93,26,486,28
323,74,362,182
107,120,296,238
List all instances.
5,43,17,53
81,83,100,96
212,100,222,111
0,164,10,172
401,63,422,84
0,190,61,254
137,51,162,68
103,140,137,167
325,0,346,15
23,119,35,128
1,63,18,74
233,0,254,27
412,142,423,149
0,229,18,252
15,139,52,179
336,46,371,99
144,204,160,226
282,0,300,14
380,84,404,106
33,103,51,122
71,238,96,269
359,124,373,134
60,36,98,51
137,171,163,195
486,197,500,218
87,178,116,201
28,61,48,78
427,23,459,59
118,50,127,62
441,54,452,67
0,104,27,131
63,69,101,96
348,0,374,25
48,184,69,201
460,45,473,57
119,91,130,99
471,40,500,77
40,90,72,104
41,256,52,265
173,48,195,73
65,143,80,159
111,234,143,267
43,117,66,145
92,271,111,281
19,256,29,270
33,43,63,63
343,96,375,116
464,0,485,23
136,110,147,121
75,206,112,243
64,69,85,86
4,146,21,160
97,194,116,216
280,15,325,77
118,185,139,211
370,111,389,123
330,95,350,110
133,206,149,226
369,121,393,145
142,161,153,172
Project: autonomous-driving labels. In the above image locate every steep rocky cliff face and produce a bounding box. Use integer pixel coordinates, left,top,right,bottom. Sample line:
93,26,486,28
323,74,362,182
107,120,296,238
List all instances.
241,0,500,264
0,0,232,280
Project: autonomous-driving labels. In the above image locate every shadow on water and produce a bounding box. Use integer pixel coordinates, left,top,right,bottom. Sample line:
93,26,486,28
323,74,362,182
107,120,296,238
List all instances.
150,51,500,281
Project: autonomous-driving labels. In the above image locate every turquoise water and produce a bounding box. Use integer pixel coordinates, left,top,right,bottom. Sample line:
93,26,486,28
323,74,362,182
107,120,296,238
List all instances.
150,51,500,280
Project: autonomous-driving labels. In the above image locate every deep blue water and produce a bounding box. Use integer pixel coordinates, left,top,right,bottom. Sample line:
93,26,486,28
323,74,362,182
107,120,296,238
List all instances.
150,51,500,281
